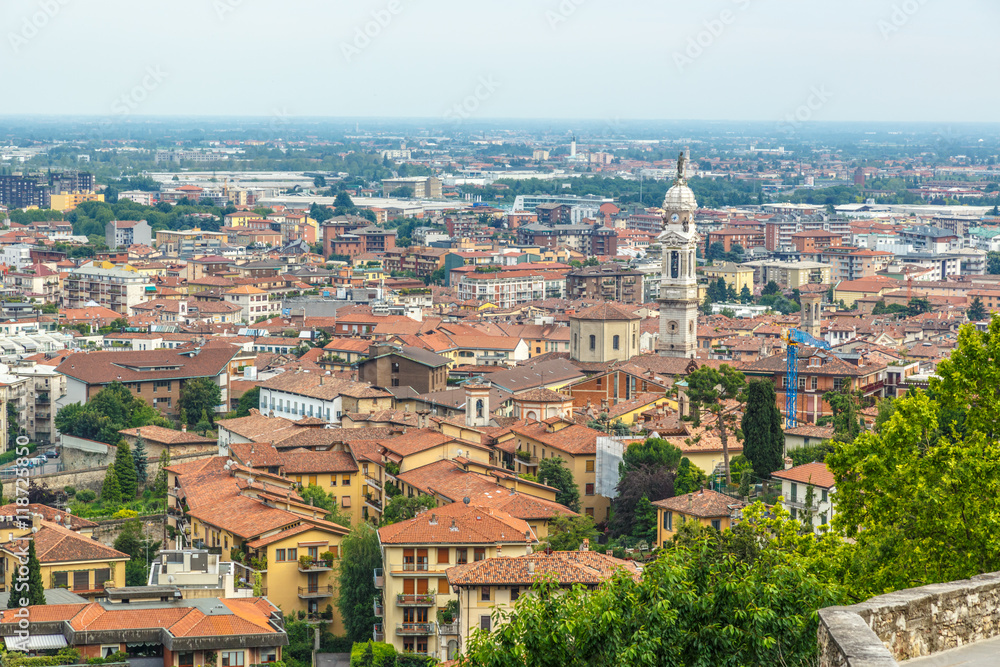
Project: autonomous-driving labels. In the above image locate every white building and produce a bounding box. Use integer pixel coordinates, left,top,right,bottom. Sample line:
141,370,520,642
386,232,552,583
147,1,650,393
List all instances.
0,245,32,272
772,462,836,533
64,265,153,315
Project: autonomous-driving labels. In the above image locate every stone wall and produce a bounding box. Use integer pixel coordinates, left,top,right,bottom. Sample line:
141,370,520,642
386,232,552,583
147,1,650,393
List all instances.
4,450,216,495
90,513,169,549
818,572,1000,666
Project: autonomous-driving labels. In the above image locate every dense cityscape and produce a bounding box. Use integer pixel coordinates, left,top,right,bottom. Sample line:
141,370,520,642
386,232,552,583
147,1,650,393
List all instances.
2,1,999,666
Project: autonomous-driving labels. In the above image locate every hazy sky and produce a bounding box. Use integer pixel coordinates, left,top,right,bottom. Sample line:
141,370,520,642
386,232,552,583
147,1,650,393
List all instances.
0,0,995,123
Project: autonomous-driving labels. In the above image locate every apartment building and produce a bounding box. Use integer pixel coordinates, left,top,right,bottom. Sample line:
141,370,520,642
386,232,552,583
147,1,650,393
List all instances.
0,510,128,597
702,262,754,293
771,461,836,532
168,456,352,632
257,371,394,423
516,222,618,256
3,263,60,303
154,229,229,258
16,364,65,445
106,219,152,249
456,269,565,310
55,347,239,420
499,418,609,521
224,285,280,323
381,176,443,199
566,265,643,304
64,265,153,315
819,247,893,282
376,502,536,661
446,550,638,654
653,489,748,547
327,226,398,258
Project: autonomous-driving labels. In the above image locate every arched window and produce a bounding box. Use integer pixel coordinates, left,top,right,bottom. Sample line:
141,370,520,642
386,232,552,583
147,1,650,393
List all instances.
476,399,484,418
526,410,537,421
613,335,620,350
589,335,596,351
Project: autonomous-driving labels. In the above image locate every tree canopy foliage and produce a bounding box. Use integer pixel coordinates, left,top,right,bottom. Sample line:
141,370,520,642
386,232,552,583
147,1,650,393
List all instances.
337,523,382,644
536,457,580,513
741,380,785,477
55,382,172,444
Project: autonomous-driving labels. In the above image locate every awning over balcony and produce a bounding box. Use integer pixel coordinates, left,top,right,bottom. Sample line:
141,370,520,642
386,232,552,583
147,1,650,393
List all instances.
4,634,68,650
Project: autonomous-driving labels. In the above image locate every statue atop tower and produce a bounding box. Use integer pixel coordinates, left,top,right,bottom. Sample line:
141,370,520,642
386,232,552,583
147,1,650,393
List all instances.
656,151,700,359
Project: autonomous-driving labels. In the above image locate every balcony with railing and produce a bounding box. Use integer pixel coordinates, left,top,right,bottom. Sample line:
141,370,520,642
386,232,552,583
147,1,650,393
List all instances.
298,584,334,598
438,622,460,635
298,559,333,572
364,495,383,512
397,593,436,606
365,475,382,490
373,568,384,588
397,561,430,572
373,623,384,642
373,598,383,617
396,622,435,635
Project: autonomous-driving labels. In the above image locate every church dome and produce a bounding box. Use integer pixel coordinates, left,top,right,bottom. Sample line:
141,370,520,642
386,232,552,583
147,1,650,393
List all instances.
662,182,698,212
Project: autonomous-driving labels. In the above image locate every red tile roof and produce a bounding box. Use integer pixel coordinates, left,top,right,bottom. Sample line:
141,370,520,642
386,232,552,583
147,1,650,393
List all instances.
771,462,835,488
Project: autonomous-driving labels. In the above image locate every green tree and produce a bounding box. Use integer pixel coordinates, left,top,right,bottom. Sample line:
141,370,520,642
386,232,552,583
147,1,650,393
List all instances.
827,318,1000,596
381,495,437,525
101,465,122,505
906,296,932,317
133,436,149,487
233,386,261,418
298,484,351,527
41,302,58,314
610,438,682,538
762,280,781,296
740,380,785,477
55,382,170,445
8,539,46,608
178,379,222,426
545,513,599,551
684,365,747,484
460,504,843,667
823,387,864,443
988,250,1000,275
967,295,987,321
673,457,707,495
114,440,138,499
195,408,213,435
633,495,658,546
536,457,580,512
333,191,355,210
338,522,382,643
873,397,897,433
739,285,753,304
153,449,170,496
115,519,161,586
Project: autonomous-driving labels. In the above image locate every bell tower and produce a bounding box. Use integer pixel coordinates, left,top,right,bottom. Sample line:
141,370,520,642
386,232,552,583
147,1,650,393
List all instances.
657,151,700,359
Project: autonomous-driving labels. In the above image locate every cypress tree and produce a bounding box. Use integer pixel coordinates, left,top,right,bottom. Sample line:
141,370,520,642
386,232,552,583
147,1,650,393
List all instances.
7,540,46,608
102,466,122,505
740,380,785,478
133,436,149,487
114,440,138,499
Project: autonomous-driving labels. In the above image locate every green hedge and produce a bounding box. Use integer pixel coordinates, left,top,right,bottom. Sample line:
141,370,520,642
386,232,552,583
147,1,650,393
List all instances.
350,642,396,667
0,443,37,467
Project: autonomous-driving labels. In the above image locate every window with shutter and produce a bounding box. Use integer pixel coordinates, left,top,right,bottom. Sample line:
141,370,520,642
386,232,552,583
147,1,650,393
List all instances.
95,568,111,590
53,571,68,588
73,570,89,591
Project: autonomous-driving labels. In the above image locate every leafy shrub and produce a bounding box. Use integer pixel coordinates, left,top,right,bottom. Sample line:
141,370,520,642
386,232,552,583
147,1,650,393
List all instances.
349,642,396,667
112,509,139,519
75,490,96,503
63,486,76,497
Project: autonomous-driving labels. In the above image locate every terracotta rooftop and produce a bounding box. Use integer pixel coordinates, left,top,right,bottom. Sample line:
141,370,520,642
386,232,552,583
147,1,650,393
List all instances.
378,502,536,546
447,550,639,587
771,462,835,489
651,488,747,518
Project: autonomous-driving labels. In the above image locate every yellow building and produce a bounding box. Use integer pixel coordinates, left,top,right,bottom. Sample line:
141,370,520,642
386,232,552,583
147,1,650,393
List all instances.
169,457,351,631
446,550,639,652
703,262,754,294
376,502,536,662
0,512,128,598
49,192,105,212
499,418,608,522
652,489,747,548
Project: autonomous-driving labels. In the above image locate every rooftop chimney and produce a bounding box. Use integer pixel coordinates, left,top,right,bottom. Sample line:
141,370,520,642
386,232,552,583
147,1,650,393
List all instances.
181,424,187,432
450,519,458,532
429,514,437,525
784,456,794,470
580,538,589,552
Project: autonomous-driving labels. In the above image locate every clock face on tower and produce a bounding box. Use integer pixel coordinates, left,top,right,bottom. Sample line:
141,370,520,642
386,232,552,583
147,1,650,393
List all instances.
671,214,680,223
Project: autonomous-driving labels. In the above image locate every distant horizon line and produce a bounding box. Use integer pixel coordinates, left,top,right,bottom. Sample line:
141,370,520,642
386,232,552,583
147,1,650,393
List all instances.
0,114,997,128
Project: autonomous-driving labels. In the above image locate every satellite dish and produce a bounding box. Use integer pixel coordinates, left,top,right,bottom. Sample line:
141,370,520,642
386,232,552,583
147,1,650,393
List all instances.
168,575,175,583
463,497,470,505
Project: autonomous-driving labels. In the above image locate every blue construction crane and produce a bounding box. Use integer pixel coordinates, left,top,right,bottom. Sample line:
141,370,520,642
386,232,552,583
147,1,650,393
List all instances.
782,328,832,428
